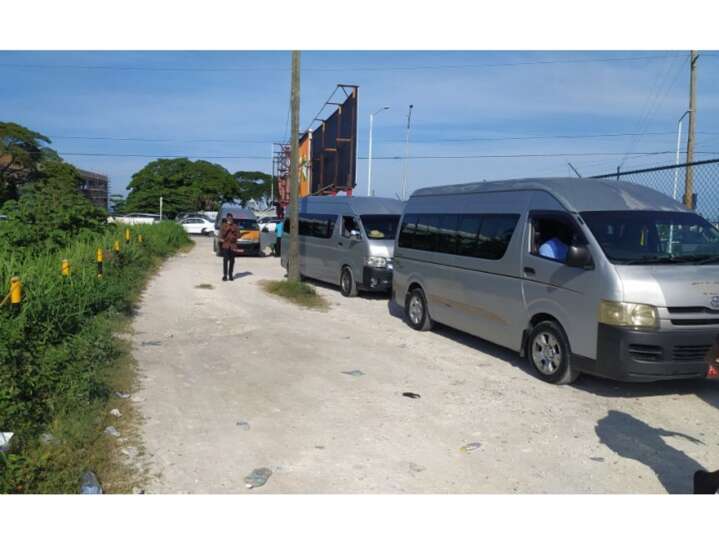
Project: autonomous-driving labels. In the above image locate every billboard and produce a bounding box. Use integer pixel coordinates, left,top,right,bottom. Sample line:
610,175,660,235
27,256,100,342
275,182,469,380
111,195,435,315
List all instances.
308,85,358,195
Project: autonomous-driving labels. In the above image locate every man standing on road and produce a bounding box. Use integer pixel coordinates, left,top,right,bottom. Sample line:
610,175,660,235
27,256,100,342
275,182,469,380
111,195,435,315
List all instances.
274,218,284,257
219,213,238,281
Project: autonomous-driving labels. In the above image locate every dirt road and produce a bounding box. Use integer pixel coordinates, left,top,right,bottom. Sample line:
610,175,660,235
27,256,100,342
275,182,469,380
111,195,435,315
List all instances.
132,237,719,493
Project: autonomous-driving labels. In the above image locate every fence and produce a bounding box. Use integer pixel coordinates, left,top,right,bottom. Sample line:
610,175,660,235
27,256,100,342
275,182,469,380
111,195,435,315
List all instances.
591,158,719,223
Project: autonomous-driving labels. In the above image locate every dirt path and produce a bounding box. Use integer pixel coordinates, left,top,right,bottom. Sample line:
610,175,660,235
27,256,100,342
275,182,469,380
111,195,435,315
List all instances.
132,237,719,493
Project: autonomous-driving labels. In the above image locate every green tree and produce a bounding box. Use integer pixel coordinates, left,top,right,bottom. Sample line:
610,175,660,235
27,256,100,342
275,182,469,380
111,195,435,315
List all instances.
124,158,239,217
0,161,108,253
0,122,54,202
234,170,274,207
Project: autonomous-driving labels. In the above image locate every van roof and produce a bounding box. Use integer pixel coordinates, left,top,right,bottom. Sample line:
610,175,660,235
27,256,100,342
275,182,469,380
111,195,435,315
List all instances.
217,203,256,219
411,177,689,214
297,196,405,215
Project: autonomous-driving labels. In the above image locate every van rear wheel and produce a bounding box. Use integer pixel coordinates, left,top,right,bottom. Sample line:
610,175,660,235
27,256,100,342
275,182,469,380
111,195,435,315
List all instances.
340,267,358,297
527,321,578,385
405,287,432,331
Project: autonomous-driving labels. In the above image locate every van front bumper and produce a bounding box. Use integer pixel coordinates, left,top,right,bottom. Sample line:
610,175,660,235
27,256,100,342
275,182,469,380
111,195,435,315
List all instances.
361,266,393,292
587,324,715,381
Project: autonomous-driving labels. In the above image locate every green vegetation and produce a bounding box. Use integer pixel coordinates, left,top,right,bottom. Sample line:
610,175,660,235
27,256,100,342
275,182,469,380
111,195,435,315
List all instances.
0,222,191,493
123,158,241,217
0,122,55,202
261,279,329,311
234,170,274,207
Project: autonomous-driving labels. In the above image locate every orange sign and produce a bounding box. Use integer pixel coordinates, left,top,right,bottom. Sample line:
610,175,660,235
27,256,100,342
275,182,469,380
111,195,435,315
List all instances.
299,132,311,197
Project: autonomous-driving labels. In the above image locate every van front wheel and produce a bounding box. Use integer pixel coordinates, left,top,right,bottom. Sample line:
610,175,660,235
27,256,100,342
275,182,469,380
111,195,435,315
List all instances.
405,288,432,331
340,267,358,297
527,321,578,385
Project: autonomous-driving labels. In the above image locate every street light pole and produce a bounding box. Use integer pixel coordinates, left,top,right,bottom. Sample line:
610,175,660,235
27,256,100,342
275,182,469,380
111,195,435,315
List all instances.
401,104,414,200
367,106,389,197
673,110,691,201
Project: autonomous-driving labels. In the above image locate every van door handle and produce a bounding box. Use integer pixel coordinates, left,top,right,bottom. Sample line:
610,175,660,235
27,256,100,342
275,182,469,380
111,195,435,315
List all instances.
524,267,535,276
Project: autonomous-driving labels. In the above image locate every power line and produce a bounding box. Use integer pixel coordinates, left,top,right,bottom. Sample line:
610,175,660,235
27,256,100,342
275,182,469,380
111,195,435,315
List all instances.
55,150,719,160
0,54,679,74
47,131,719,145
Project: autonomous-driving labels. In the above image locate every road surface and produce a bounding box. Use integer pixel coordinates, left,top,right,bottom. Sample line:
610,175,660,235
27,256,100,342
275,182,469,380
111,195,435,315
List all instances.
132,236,719,493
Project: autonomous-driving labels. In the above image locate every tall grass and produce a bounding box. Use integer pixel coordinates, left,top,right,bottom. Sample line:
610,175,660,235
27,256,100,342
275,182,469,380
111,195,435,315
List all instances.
0,222,190,493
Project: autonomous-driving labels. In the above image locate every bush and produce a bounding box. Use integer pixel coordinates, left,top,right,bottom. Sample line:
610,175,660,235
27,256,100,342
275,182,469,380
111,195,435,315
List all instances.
0,222,190,493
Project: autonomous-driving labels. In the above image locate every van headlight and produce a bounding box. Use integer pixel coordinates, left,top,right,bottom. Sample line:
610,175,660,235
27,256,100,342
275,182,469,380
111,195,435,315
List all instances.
598,300,658,329
367,256,388,269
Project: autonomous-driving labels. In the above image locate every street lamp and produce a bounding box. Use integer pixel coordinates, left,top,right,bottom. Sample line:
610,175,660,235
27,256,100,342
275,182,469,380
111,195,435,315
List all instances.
401,104,414,200
669,109,691,252
367,106,390,197
673,110,691,201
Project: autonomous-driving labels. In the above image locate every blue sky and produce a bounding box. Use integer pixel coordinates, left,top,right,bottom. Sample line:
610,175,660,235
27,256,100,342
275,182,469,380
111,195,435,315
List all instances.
2,50,718,199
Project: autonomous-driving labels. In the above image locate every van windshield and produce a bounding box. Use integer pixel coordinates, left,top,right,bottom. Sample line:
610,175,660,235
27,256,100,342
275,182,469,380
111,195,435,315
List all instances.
360,215,401,240
581,210,719,265
234,219,258,230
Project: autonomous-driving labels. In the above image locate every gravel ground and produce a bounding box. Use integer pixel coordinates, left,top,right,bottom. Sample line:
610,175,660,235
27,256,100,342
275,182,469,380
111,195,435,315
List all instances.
132,237,719,493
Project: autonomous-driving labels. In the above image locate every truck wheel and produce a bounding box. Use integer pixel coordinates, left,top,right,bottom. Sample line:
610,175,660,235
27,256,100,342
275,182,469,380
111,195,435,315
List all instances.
340,267,358,297
405,287,432,331
527,321,579,385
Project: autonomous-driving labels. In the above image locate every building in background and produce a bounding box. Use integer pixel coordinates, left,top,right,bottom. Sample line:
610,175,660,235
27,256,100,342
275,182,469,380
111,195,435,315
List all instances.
76,168,109,210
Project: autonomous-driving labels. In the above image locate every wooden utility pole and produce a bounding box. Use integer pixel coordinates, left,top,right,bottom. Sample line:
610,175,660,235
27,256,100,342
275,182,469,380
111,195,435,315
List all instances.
684,50,698,209
287,51,301,282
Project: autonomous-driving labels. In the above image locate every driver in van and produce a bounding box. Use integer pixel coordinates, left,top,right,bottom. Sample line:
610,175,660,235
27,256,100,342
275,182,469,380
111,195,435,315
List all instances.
538,222,570,262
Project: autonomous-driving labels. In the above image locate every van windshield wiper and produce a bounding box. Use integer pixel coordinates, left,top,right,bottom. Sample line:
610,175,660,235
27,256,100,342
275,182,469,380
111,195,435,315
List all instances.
618,255,684,265
694,254,719,265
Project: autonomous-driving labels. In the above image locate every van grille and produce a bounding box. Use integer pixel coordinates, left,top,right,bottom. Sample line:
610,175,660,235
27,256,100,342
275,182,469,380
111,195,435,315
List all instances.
672,345,711,362
670,318,719,326
628,344,662,362
667,306,719,315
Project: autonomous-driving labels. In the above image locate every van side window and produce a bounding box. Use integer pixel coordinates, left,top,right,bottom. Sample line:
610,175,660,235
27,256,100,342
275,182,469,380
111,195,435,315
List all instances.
530,214,581,263
457,214,482,257
438,214,460,254
398,214,417,247
299,213,335,239
477,214,520,260
413,214,434,251
342,216,359,238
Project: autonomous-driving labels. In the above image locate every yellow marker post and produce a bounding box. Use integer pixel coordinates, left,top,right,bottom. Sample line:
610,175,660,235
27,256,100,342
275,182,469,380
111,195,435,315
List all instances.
137,234,143,243
125,227,131,243
10,276,22,306
96,248,104,277
61,259,70,277
113,240,121,254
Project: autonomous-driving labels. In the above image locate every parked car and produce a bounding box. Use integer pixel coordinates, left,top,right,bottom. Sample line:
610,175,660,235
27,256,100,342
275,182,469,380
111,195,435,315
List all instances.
393,177,719,384
260,218,282,233
179,216,215,236
213,203,261,256
110,213,161,225
280,196,404,296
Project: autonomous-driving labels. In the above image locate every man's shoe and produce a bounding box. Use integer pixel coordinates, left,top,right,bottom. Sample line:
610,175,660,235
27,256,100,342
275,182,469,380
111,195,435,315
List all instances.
229,276,235,281
222,276,227,281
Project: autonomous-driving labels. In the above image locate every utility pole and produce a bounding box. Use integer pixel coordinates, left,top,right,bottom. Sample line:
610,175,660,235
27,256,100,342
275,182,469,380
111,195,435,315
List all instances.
684,50,698,209
287,51,301,282
401,104,414,200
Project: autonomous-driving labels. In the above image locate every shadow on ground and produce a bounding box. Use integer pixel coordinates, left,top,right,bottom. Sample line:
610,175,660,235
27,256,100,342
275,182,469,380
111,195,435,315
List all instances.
386,300,719,410
232,272,253,280
595,410,706,494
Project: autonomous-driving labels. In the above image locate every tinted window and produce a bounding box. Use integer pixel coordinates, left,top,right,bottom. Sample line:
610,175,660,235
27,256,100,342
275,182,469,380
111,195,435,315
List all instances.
361,215,401,240
476,214,519,260
299,213,336,239
413,214,434,251
398,214,417,247
456,214,482,257
437,214,460,254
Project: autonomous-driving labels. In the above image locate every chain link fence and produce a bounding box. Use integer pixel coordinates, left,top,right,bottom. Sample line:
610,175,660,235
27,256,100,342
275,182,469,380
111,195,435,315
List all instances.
591,158,719,224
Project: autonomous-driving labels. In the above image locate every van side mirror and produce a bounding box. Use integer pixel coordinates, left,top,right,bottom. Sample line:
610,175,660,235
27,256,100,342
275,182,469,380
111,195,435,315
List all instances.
566,244,593,268
350,229,362,240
